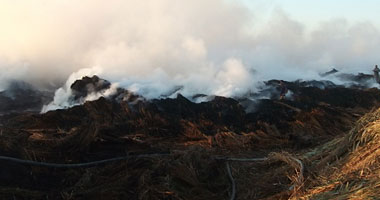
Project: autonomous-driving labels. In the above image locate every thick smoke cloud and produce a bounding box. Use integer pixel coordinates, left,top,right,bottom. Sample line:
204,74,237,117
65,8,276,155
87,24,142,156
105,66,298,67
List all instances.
0,1,379,101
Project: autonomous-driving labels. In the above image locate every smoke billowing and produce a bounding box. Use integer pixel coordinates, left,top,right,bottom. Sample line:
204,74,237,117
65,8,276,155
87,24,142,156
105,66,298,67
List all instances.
1,0,380,105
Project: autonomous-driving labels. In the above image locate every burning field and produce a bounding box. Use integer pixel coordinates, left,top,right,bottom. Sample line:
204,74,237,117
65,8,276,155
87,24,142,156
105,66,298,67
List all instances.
0,74,380,199
2,1,380,199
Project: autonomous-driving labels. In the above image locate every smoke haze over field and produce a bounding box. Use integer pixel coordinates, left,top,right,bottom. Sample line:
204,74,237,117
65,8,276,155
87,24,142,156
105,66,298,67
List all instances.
1,0,380,99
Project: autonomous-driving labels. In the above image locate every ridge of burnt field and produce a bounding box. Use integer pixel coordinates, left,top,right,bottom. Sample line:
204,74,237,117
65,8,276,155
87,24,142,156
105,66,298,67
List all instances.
1,76,380,199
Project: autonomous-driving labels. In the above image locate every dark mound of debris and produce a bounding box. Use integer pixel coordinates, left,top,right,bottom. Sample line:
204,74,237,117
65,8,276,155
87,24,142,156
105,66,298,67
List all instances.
319,68,375,88
70,75,111,101
337,73,374,88
0,81,53,114
69,75,144,105
320,68,338,77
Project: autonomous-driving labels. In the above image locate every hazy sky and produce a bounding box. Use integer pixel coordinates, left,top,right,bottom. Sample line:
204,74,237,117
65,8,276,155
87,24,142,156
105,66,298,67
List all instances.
242,0,380,28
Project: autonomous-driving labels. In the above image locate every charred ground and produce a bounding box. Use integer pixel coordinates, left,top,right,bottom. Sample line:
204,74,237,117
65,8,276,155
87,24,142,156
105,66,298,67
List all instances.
0,74,380,199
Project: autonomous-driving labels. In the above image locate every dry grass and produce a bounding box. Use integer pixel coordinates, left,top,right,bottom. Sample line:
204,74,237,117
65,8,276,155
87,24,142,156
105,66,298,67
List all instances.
2,107,380,199
294,108,380,200
268,152,305,198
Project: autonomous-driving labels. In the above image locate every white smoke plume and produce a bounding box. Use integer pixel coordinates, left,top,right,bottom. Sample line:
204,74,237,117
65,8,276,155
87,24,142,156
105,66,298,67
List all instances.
1,0,380,110
41,67,103,112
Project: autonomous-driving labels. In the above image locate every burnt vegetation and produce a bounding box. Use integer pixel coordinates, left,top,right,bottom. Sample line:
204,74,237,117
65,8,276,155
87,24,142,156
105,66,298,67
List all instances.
1,74,380,199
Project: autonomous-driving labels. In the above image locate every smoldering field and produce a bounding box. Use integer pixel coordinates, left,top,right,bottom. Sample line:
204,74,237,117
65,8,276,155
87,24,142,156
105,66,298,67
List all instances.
1,0,380,107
